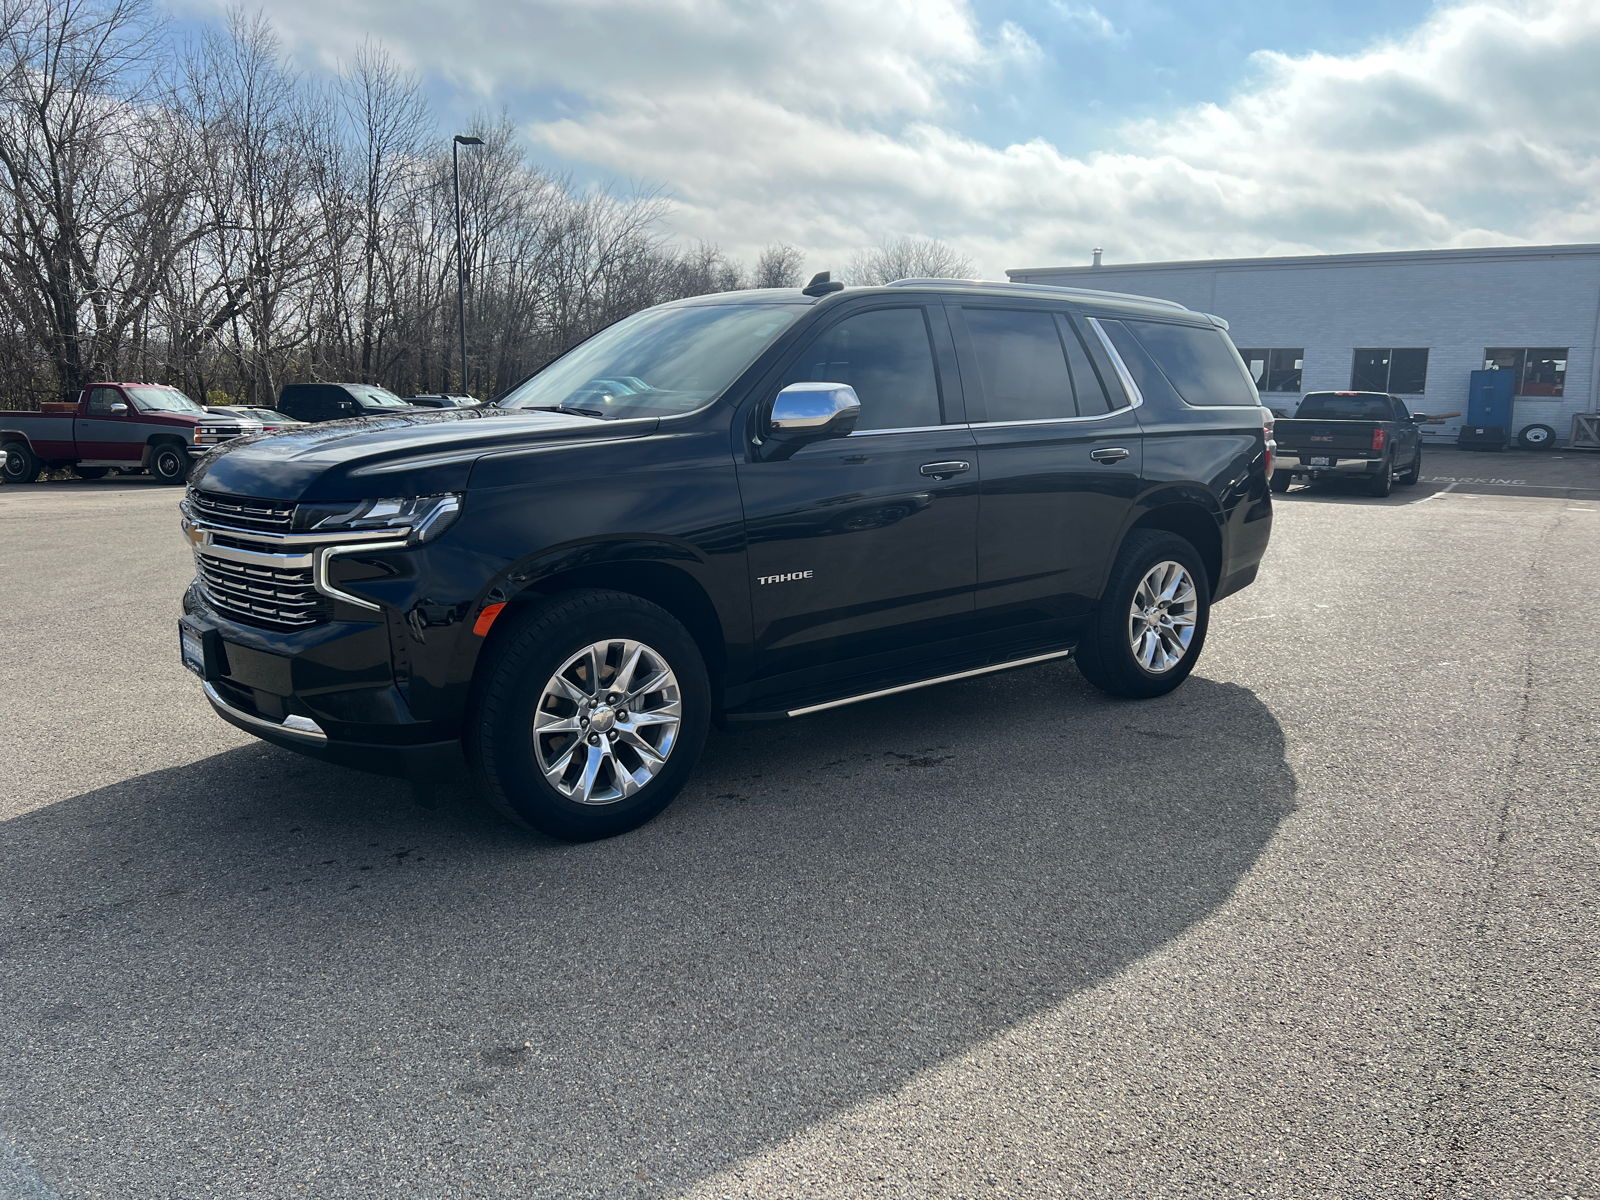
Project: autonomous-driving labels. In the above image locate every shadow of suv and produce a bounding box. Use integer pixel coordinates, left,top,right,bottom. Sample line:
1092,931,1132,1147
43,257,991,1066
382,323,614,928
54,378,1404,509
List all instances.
180,279,1275,840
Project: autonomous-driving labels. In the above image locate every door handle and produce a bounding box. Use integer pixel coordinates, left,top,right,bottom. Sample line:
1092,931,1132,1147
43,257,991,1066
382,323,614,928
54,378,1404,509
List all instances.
919,460,970,479
1090,447,1130,463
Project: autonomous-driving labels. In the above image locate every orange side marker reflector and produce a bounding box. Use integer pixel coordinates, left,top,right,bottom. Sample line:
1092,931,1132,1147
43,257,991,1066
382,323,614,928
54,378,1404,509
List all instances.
473,602,507,637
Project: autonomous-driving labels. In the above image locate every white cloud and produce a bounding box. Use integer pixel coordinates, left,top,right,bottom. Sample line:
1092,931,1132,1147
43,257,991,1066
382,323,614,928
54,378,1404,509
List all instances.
1049,2,1123,42
178,0,1600,276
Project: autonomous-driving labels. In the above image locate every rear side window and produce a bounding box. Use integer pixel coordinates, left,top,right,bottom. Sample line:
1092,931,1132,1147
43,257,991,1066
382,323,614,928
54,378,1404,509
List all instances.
962,309,1076,421
1099,321,1185,409
1120,319,1259,406
784,307,941,431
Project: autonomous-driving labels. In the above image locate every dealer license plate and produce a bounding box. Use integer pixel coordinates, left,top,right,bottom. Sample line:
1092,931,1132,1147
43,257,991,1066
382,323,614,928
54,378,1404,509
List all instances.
181,626,206,677
1309,456,1331,467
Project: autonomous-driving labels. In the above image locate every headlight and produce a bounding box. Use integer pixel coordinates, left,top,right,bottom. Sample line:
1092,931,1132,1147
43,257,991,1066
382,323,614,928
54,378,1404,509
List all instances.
292,494,462,545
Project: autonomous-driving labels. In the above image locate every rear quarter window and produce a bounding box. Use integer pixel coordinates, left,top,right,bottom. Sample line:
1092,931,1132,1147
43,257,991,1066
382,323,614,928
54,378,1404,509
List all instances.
1119,319,1260,407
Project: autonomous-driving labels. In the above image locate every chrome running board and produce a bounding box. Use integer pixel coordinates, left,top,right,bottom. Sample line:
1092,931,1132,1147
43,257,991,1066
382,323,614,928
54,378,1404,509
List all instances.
782,647,1075,718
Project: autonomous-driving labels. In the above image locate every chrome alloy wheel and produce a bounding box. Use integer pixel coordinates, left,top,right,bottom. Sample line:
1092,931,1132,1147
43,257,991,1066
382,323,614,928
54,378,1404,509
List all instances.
532,638,682,805
1127,560,1198,674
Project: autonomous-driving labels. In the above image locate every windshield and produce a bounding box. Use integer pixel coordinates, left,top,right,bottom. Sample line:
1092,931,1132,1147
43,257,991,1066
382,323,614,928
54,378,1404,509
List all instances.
1296,393,1393,420
498,303,805,418
349,386,409,408
127,386,205,415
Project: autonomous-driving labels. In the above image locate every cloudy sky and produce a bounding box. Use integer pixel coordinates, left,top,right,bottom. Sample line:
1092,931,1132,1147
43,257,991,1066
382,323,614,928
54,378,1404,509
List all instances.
171,0,1600,278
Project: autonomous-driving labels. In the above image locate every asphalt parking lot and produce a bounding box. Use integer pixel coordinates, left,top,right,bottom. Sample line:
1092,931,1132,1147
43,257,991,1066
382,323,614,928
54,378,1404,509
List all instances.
1,446,1596,1199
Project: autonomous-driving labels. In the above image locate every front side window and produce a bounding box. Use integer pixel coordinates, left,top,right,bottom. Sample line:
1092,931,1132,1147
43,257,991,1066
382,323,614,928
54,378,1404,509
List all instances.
1237,348,1304,393
1119,319,1260,406
783,307,941,431
501,302,805,419
126,386,205,415
962,308,1075,422
86,387,123,415
1353,348,1429,394
1484,347,1567,397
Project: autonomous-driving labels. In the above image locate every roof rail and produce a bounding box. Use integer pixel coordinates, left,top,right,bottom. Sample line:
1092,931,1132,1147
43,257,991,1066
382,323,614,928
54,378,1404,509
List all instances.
883,277,1188,311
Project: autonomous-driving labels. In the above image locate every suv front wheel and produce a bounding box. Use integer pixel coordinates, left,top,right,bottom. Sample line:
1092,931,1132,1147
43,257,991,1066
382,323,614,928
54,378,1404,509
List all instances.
467,590,711,841
1073,530,1211,700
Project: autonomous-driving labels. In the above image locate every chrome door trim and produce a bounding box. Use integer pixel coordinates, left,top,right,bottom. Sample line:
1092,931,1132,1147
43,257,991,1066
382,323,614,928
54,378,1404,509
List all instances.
966,409,1131,429
313,540,409,612
1086,317,1145,410
203,681,327,745
784,647,1074,718
845,424,953,437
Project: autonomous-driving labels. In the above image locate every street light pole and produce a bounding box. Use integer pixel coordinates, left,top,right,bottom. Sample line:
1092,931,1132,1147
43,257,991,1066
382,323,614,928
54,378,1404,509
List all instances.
452,135,484,395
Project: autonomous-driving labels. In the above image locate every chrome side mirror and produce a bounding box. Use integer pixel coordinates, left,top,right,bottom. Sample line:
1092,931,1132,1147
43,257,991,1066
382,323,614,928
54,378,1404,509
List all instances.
110,403,128,414
761,382,861,461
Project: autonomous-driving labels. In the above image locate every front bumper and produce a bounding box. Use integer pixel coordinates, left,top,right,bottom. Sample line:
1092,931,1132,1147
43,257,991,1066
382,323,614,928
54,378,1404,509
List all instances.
201,677,464,780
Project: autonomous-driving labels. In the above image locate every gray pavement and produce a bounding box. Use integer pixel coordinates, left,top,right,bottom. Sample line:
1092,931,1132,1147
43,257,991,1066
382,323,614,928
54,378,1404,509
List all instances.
1,447,1596,1198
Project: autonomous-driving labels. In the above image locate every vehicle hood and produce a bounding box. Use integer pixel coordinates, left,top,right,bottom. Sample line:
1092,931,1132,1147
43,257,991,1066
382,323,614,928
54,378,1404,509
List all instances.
189,407,659,502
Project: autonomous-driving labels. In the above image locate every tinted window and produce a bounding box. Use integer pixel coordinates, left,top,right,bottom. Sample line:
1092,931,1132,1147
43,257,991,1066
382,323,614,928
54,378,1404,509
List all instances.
784,307,941,431
1099,320,1185,409
86,387,122,415
1391,397,1410,420
1123,319,1259,406
1296,393,1393,420
962,308,1075,422
1060,315,1112,413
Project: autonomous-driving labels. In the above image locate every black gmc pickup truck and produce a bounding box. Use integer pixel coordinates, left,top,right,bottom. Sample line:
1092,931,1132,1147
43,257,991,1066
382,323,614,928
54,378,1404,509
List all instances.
179,278,1274,840
1272,391,1437,497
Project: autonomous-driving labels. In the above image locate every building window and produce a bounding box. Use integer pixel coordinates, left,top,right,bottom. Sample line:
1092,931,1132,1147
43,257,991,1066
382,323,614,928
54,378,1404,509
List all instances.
1352,347,1429,394
1484,348,1567,397
1237,348,1304,393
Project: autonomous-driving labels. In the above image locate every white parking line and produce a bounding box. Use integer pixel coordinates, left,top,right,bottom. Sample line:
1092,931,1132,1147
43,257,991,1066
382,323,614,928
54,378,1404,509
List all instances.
1411,481,1458,504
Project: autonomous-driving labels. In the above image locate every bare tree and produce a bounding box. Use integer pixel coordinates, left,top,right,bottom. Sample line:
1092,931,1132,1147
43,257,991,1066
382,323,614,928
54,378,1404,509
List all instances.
0,0,198,396
843,235,974,286
0,6,860,411
753,242,804,289
340,40,429,383
179,7,322,403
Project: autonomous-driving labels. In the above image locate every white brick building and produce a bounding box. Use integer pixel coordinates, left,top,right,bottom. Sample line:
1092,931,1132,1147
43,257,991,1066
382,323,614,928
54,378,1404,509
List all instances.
1008,244,1600,446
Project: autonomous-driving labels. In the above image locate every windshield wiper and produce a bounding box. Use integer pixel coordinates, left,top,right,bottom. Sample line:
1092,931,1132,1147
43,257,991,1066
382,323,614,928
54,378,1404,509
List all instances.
522,405,607,419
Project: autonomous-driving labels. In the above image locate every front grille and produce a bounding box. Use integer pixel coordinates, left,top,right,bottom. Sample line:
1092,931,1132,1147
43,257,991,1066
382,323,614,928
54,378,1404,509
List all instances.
192,491,294,532
197,550,327,629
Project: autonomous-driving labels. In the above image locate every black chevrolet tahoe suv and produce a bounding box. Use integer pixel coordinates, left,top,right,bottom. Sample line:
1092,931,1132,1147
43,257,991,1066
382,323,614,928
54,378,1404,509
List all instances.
179,280,1275,840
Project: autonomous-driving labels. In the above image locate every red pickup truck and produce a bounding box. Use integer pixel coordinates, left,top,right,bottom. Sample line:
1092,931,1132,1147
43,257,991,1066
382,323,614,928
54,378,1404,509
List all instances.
1,383,260,485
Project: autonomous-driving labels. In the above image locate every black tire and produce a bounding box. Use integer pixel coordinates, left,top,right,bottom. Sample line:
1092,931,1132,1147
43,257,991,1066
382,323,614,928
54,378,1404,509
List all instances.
1073,529,1211,700
467,589,711,841
1397,445,1422,486
148,442,190,485
74,466,109,480
1517,423,1556,450
2,442,41,484
1368,453,1393,496
1269,470,1292,494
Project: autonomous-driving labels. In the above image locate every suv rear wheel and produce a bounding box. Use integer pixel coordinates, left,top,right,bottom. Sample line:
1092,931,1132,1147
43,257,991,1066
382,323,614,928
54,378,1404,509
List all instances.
467,589,710,841
1073,530,1211,700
